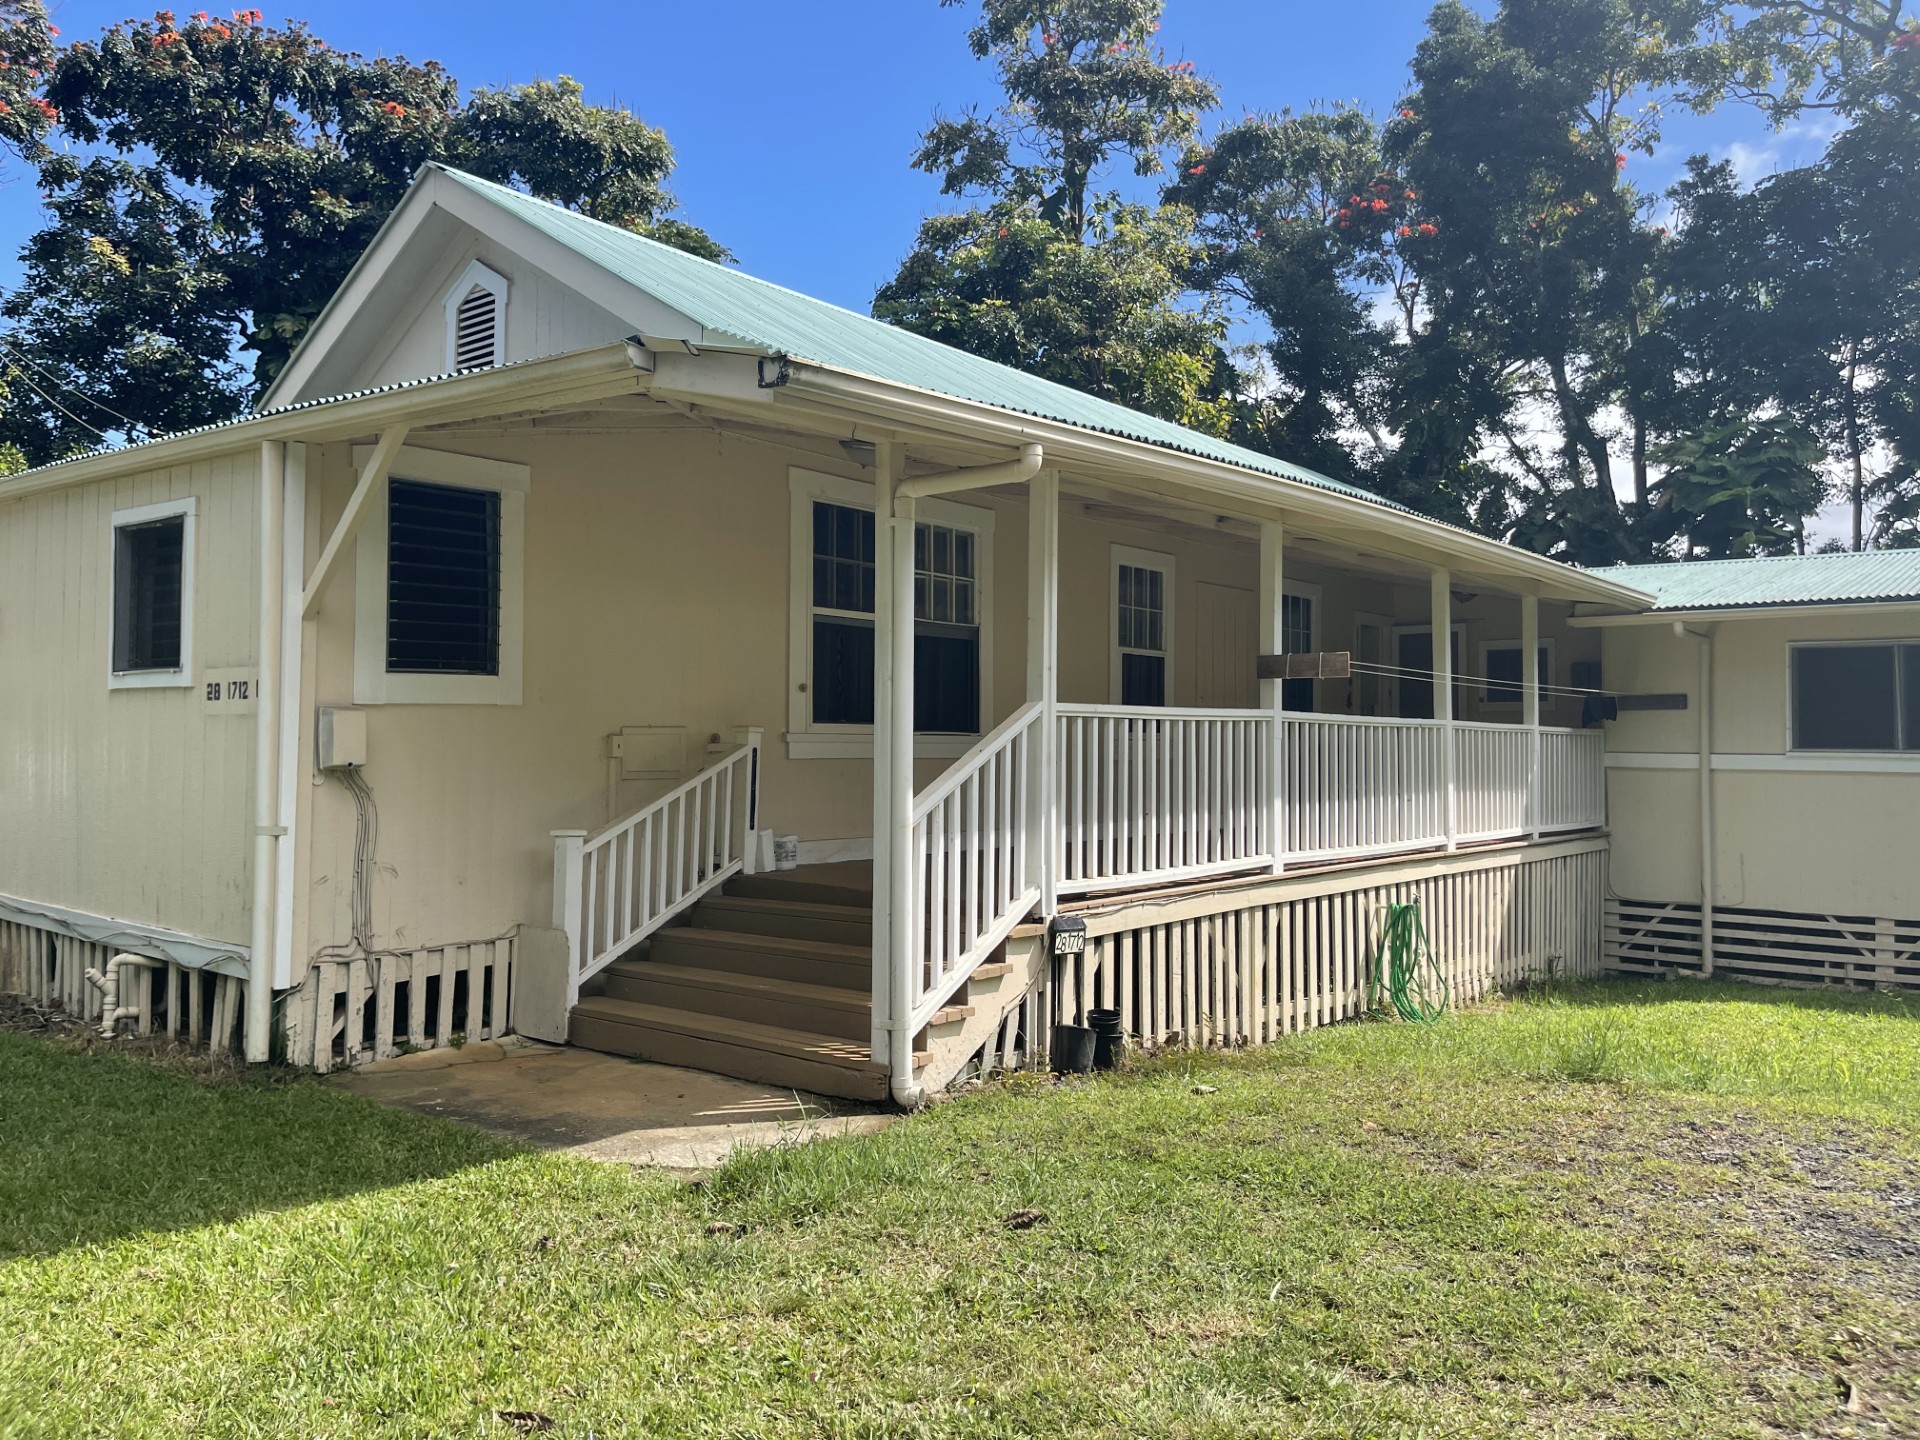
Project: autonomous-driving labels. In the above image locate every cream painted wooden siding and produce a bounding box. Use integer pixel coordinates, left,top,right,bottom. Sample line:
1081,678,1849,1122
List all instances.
295,422,1603,968
1604,611,1920,918
0,451,259,943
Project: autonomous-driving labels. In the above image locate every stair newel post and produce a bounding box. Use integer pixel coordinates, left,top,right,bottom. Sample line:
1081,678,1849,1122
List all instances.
551,829,588,1009
732,726,765,873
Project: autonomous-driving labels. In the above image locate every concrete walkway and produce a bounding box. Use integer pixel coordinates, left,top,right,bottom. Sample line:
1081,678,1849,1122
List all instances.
332,1040,893,1171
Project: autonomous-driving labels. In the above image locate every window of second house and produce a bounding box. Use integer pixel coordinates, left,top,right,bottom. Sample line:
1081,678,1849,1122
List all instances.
109,498,195,688
1112,545,1173,706
1790,642,1920,752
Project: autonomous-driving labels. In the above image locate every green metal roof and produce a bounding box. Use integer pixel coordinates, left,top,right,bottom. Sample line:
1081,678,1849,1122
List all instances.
432,165,1398,513
1595,550,1920,611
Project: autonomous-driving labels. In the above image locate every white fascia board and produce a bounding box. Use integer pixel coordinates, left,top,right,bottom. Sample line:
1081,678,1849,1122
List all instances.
1570,600,1920,626
774,362,1658,611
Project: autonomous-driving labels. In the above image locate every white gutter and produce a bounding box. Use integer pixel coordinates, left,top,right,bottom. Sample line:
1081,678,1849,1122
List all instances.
896,442,1044,501
1674,620,1716,979
776,363,1656,611
1570,599,1920,625
246,441,286,1060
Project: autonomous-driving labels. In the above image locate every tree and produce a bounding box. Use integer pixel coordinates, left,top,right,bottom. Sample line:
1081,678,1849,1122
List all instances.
0,11,720,463
1163,107,1399,488
1644,414,1827,555
0,1,56,165
878,0,1235,433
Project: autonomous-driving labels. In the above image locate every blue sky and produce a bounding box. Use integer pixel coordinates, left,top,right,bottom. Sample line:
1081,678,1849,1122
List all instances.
0,0,1836,312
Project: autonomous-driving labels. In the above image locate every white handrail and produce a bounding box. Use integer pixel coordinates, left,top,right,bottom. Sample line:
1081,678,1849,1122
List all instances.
552,729,763,1004
905,701,1044,1030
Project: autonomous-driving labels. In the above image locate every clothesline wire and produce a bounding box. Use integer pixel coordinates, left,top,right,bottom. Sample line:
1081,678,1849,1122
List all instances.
1302,655,1609,702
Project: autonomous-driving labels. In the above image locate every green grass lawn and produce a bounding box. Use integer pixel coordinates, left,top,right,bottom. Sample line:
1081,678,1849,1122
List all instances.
3,980,1916,1439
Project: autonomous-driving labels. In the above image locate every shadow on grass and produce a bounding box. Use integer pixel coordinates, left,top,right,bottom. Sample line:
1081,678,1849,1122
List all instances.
0,1032,518,1261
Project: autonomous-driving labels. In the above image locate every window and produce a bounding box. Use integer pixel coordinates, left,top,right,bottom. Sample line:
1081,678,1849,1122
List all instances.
1282,590,1316,712
788,470,995,757
386,479,501,676
354,445,526,706
1393,625,1465,719
109,498,195,689
1479,641,1553,709
1112,545,1173,706
443,260,508,372
1791,643,1920,752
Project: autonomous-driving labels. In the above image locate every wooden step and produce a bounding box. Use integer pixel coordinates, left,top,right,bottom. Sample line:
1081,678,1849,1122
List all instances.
691,894,872,947
598,962,870,1040
642,928,870,991
568,997,912,1103
726,869,872,909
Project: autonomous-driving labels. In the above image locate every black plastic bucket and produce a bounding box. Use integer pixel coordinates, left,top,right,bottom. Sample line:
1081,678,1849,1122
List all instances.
1052,1023,1097,1074
1086,1008,1127,1070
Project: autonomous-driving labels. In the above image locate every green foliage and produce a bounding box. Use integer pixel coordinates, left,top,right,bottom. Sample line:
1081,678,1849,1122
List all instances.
1645,414,1827,555
0,10,719,464
875,199,1234,435
883,0,1232,434
917,0,1216,239
0,1,56,163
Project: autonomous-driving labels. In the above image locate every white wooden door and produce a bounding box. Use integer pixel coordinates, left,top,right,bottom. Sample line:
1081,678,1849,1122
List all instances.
1195,582,1256,709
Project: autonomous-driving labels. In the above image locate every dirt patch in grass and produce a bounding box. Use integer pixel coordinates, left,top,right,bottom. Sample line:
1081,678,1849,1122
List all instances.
0,991,254,1084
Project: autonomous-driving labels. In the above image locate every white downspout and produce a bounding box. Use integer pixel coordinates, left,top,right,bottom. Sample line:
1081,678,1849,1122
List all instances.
1675,620,1716,978
246,441,286,1061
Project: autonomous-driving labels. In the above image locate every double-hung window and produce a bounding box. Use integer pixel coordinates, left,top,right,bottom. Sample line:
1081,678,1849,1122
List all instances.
790,470,993,756
1790,642,1920,752
109,498,195,689
1112,545,1173,706
354,445,526,705
1281,589,1317,712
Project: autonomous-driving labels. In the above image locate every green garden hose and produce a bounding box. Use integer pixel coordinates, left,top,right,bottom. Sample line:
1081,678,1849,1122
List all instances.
1368,902,1451,1023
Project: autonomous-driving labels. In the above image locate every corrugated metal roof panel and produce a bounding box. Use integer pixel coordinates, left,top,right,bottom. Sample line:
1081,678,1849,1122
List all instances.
1595,550,1920,610
431,165,1402,513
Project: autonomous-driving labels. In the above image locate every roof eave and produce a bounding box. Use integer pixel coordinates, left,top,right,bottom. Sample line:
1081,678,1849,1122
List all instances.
1570,597,1920,626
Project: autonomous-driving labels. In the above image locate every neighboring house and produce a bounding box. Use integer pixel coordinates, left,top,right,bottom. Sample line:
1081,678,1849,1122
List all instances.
1584,552,1920,991
0,165,1907,1104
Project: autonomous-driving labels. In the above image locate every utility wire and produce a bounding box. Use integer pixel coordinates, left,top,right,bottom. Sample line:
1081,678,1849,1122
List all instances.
0,341,151,437
0,363,109,441
1342,657,1606,701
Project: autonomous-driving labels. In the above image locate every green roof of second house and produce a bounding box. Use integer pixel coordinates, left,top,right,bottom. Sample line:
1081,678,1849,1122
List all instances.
1595,550,1920,611
432,165,1399,513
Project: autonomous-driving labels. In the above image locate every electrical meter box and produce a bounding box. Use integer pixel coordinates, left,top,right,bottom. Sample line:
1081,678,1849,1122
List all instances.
316,706,367,770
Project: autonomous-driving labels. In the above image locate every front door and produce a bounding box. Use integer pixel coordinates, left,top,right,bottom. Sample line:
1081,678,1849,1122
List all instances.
1194,582,1255,709
1392,626,1462,719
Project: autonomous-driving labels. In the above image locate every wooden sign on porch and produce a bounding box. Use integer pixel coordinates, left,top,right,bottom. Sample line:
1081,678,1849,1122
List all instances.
1257,650,1352,681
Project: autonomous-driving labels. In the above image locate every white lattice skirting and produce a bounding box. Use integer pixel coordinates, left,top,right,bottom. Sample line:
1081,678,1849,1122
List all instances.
0,918,249,1048
283,939,516,1073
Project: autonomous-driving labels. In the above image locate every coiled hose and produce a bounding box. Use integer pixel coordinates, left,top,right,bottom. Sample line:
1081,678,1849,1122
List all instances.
1367,902,1451,1023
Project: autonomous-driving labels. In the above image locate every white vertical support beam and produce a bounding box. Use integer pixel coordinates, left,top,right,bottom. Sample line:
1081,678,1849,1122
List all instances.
1026,468,1061,913
246,441,287,1062
551,830,587,1009
1521,592,1540,839
1432,567,1456,851
1259,520,1286,874
887,468,922,1105
869,441,901,1063
272,442,308,990
1695,624,1715,978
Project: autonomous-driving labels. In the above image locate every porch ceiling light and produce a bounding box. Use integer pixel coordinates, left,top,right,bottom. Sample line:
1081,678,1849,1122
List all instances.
839,438,877,467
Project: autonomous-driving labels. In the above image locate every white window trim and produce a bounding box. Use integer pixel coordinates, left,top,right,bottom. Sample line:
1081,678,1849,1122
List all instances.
1110,544,1176,704
354,444,528,706
1278,579,1323,710
1785,637,1920,755
786,467,995,761
107,496,196,691
1477,638,1555,711
443,258,509,372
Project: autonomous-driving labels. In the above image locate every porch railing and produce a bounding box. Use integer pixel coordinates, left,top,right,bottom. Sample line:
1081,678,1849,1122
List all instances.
1057,704,1272,895
1282,714,1448,862
1538,728,1606,831
552,729,762,1005
906,702,1044,1029
1452,720,1533,843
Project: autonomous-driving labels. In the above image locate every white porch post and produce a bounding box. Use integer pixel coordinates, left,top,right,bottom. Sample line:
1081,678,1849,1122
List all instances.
1259,520,1286,873
1432,567,1456,851
1521,592,1541,838
1026,468,1060,913
870,441,901,1063
886,455,920,1101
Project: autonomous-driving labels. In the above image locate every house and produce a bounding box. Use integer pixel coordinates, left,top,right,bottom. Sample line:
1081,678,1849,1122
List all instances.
0,165,1908,1104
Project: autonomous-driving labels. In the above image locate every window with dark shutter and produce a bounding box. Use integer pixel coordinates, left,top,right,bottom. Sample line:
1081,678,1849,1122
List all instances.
386,478,501,676
1791,643,1920,752
113,515,186,673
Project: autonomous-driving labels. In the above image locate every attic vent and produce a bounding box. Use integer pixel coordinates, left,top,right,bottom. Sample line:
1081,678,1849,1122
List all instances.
442,260,508,373
453,286,497,370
